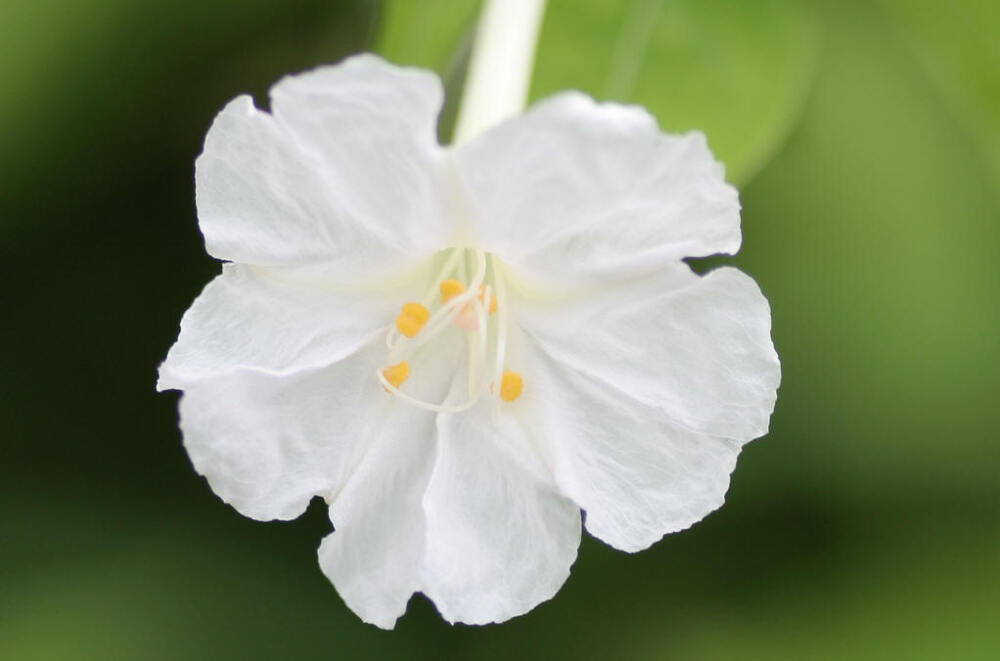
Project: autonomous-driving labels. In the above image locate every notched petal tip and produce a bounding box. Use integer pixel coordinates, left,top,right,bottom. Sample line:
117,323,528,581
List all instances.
583,445,740,554
702,265,783,408
268,52,445,134
316,534,408,631
418,403,582,627
196,94,260,156
193,51,452,271
155,364,179,393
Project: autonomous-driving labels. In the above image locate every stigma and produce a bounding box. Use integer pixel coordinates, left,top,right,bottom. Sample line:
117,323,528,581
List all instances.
377,248,522,413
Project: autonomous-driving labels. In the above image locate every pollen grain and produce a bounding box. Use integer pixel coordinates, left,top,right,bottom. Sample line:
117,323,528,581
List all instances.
382,361,410,391
440,278,466,303
499,370,523,402
395,302,430,338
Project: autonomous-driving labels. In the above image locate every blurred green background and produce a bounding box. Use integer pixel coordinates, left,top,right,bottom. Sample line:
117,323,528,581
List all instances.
2,0,998,658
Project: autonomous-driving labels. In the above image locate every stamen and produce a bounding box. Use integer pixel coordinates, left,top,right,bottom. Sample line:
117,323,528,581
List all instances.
377,292,488,413
490,254,510,394
395,302,430,338
440,278,466,303
478,285,497,314
393,250,487,362
379,249,516,414
423,249,464,307
381,362,410,390
499,370,523,402
467,287,490,399
386,248,464,350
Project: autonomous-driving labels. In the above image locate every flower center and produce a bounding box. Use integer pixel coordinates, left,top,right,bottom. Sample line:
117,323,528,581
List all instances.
377,247,523,413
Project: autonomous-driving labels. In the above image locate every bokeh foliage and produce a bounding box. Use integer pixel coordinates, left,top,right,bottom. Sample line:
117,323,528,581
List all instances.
378,0,820,184
2,0,997,659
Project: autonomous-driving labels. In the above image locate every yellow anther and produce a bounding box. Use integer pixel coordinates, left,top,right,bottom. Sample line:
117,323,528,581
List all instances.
440,278,466,303
395,302,430,338
402,302,430,323
499,370,523,402
478,285,498,314
382,361,410,390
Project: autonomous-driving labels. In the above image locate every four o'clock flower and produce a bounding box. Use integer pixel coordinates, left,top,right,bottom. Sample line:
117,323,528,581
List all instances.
158,0,780,630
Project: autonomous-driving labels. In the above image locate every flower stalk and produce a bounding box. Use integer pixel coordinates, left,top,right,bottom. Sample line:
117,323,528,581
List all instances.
452,0,547,145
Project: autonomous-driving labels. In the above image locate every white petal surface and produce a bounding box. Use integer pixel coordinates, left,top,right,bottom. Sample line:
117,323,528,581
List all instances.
197,54,452,278
521,338,746,552
420,390,581,625
518,265,780,441
317,406,437,630
453,92,741,285
318,339,462,630
175,337,388,522
158,263,407,389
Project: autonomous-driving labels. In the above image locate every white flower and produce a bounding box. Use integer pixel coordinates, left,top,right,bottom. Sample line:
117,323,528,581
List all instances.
158,53,780,629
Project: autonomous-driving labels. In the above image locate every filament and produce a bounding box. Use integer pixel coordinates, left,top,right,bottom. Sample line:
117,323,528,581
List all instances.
377,248,496,412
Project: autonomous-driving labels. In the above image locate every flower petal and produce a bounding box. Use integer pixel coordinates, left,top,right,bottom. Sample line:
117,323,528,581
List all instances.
197,54,451,277
453,92,741,284
521,337,746,552
517,265,780,441
419,395,582,625
316,407,437,630
317,340,462,630
157,263,409,389
175,338,388,522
